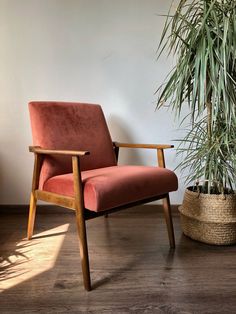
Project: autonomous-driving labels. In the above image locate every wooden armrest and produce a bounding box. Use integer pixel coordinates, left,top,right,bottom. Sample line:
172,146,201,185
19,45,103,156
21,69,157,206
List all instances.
29,146,90,156
113,142,174,149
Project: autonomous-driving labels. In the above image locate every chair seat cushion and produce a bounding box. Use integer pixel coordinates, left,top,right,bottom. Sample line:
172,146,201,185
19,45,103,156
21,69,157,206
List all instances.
43,165,178,212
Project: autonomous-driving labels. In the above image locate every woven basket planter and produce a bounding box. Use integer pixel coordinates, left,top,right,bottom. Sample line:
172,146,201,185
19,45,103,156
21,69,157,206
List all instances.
179,188,236,245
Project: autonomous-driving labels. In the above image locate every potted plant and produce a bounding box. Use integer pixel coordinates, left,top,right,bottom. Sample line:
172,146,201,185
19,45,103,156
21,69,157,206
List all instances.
157,0,236,245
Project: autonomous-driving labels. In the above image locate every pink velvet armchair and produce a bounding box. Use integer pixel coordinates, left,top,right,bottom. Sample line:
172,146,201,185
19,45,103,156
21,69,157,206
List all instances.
27,101,178,291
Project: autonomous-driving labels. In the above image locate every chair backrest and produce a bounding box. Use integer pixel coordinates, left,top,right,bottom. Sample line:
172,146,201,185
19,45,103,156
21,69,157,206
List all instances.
29,101,116,188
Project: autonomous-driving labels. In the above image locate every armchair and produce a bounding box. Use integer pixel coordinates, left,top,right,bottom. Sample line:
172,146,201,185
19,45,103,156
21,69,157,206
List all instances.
28,101,178,291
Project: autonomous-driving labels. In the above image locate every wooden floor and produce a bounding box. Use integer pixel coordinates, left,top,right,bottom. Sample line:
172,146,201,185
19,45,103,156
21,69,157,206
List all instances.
0,205,236,314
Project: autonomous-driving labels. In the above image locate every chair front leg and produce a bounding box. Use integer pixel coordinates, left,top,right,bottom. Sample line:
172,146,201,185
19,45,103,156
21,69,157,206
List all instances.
75,203,91,291
162,194,175,248
72,156,91,291
27,192,37,239
27,153,42,239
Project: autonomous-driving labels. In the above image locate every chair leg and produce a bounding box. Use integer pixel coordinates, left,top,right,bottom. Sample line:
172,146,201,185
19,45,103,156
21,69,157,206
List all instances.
27,192,37,240
72,156,91,291
162,194,175,249
75,209,91,291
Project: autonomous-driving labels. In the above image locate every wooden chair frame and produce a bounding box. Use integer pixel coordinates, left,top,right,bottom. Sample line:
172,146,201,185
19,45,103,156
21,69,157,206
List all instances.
27,142,175,291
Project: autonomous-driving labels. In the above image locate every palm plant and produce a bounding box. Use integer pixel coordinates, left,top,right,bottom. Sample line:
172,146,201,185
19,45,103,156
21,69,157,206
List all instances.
157,0,236,194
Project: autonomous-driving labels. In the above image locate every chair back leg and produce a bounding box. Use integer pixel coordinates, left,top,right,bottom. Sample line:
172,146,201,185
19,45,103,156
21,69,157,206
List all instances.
162,194,175,248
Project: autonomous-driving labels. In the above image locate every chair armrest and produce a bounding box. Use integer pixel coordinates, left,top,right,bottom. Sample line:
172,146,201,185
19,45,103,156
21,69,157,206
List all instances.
113,142,174,168
29,146,90,156
113,142,174,149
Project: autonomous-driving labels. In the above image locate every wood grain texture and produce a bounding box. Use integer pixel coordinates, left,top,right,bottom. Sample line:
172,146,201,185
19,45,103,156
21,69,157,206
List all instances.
114,142,174,149
162,195,175,249
29,146,90,156
27,153,42,239
1,205,236,313
36,190,76,209
72,156,91,291
157,148,166,168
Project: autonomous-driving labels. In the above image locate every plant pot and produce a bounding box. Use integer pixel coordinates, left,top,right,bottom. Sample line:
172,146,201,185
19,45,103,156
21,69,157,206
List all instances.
178,188,236,245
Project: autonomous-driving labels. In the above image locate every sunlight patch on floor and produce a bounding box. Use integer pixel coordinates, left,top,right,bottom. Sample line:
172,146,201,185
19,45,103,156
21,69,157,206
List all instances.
0,224,70,292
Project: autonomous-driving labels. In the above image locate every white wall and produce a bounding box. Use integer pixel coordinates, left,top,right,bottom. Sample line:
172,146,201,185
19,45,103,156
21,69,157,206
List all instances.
0,0,186,204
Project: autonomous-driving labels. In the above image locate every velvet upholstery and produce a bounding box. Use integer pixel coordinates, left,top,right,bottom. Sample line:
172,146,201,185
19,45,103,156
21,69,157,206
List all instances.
43,165,178,212
29,102,117,188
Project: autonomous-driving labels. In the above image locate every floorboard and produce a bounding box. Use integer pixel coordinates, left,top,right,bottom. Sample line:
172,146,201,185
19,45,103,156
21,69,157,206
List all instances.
0,205,236,313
